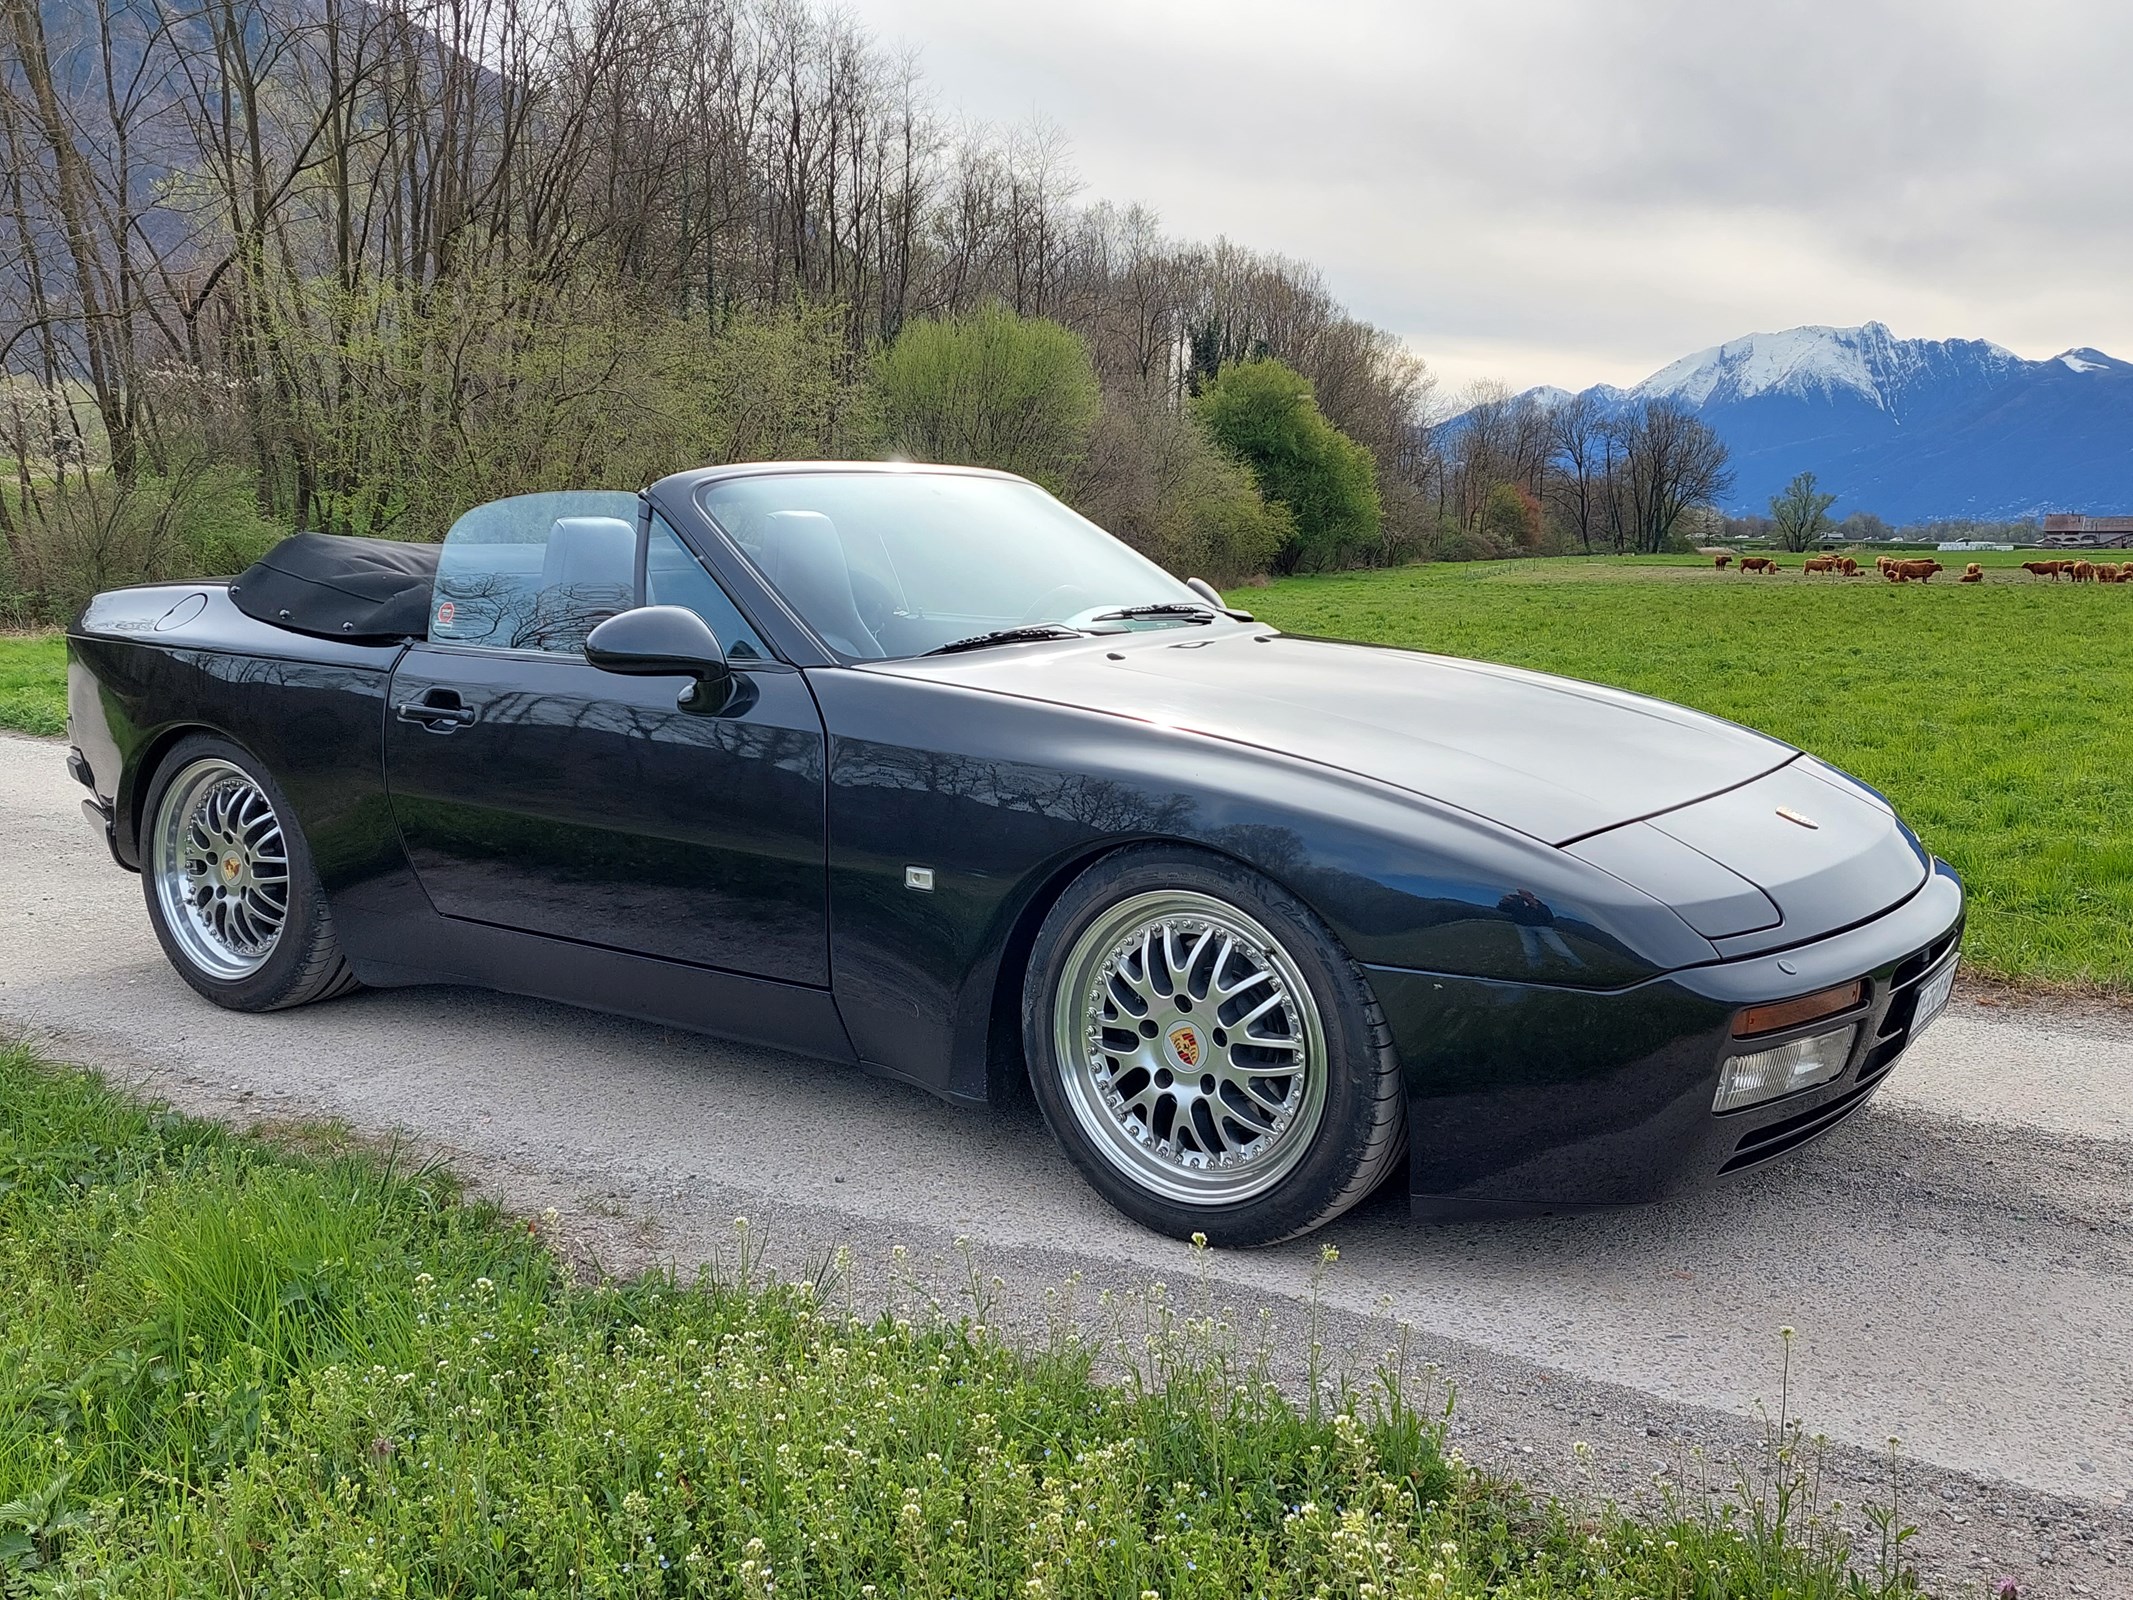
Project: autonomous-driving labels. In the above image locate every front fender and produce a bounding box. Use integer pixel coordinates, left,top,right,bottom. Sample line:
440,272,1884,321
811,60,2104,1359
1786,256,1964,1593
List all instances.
810,669,1715,1101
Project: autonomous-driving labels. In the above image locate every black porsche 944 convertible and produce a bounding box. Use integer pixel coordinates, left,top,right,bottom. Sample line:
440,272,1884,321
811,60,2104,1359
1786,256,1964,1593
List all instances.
66,462,1963,1243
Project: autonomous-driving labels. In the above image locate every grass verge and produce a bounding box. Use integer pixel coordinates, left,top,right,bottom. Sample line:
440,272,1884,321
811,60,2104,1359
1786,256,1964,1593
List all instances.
0,1045,1925,1595
1252,554,2133,993
0,633,65,738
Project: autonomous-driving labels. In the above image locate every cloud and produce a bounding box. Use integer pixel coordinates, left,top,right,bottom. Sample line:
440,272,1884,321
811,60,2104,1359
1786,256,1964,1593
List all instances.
837,0,2133,392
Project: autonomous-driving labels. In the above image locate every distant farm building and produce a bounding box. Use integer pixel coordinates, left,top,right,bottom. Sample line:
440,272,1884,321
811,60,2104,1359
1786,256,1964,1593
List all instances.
2038,514,2133,549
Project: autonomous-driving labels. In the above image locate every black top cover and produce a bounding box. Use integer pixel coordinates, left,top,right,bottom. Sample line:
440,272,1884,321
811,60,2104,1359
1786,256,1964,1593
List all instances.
229,533,440,643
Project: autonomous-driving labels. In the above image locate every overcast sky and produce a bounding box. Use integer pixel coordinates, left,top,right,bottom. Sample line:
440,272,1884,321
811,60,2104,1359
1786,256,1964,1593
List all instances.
837,0,2133,399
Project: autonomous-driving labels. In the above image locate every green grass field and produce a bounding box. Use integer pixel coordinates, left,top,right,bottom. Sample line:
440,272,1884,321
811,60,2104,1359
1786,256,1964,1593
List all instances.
8,552,2127,989
0,1045,1925,1594
0,633,64,738
1253,553,2133,992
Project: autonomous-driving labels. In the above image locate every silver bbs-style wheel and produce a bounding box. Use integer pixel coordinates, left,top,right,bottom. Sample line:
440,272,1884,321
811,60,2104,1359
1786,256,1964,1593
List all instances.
1051,889,1329,1206
149,757,291,980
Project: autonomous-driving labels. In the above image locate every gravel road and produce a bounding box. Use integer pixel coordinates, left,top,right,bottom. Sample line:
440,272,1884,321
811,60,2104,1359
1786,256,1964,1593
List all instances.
3,731,2127,1596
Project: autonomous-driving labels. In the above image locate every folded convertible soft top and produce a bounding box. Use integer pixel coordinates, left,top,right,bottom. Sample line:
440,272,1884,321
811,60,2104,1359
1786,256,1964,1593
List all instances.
229,533,439,642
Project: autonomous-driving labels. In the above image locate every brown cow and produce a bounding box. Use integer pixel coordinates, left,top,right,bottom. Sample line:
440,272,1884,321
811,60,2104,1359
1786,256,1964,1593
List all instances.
1713,553,1732,570
1884,566,1910,583
2022,560,2063,579
2095,562,2121,582
1803,555,1837,573
1959,563,1983,583
1838,556,1861,575
1895,559,1943,581
1738,556,1772,573
2073,561,2095,583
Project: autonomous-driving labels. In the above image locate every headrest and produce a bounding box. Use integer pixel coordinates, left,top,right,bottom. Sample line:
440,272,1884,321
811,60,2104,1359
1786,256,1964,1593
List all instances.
542,516,636,592
756,510,880,657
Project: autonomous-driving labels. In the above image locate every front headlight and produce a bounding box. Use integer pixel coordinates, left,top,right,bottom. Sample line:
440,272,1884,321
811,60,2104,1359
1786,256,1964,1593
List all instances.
1714,1024,1858,1113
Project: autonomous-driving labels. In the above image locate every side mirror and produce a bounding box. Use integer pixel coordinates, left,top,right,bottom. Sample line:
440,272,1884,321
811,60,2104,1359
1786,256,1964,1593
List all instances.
585,605,734,710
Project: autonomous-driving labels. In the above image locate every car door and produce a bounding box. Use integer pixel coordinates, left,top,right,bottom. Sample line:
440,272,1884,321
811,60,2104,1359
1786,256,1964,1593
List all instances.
384,494,829,986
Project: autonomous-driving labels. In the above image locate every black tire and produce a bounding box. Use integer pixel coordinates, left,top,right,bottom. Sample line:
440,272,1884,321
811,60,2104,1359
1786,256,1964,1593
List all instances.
1023,845,1405,1245
138,733,362,1012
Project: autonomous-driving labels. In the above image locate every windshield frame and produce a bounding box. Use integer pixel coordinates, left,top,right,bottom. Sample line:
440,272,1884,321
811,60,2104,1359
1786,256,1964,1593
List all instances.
688,464,1207,666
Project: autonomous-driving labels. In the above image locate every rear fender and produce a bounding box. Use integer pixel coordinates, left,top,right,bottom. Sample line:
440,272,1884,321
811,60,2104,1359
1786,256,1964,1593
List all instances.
67,587,406,892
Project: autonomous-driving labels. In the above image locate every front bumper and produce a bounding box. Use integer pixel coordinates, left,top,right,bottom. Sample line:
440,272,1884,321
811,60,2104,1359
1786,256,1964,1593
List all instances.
1371,859,1965,1221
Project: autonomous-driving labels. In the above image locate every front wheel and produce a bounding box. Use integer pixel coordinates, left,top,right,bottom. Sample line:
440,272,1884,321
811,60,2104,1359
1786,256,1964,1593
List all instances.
140,735,362,1011
1023,847,1405,1244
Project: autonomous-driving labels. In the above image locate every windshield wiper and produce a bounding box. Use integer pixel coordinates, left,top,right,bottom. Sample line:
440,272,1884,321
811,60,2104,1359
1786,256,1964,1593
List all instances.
1085,601,1252,624
924,624,1090,656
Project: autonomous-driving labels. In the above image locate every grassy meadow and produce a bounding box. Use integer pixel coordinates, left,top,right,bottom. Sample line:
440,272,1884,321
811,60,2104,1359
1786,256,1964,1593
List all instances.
7,550,2126,989
0,1045,1926,1594
1253,552,2133,992
0,633,65,738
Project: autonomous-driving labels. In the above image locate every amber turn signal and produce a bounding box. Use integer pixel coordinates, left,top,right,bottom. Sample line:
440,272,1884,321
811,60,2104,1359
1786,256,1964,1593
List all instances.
1733,980,1863,1038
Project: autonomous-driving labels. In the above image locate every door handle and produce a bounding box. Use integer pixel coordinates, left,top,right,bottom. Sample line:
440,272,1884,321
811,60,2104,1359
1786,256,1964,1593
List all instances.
395,693,476,730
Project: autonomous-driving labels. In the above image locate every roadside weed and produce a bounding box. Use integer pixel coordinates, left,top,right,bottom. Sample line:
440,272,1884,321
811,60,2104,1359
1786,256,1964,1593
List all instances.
0,1047,1928,1595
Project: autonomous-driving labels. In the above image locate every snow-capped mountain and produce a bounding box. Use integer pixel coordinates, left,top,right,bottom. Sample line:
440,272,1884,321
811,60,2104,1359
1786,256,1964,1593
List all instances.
1633,323,2026,413
1482,323,2133,523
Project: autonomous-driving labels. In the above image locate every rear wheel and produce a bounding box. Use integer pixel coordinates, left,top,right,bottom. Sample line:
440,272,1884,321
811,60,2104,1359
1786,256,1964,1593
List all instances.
141,735,361,1011
1024,847,1404,1244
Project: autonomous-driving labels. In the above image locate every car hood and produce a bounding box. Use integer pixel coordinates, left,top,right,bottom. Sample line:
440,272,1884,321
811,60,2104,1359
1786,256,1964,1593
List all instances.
864,628,1796,845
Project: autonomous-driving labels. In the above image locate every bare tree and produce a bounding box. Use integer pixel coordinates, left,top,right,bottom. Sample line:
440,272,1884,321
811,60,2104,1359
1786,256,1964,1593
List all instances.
1547,391,1605,552
1608,399,1733,554
2,0,1445,588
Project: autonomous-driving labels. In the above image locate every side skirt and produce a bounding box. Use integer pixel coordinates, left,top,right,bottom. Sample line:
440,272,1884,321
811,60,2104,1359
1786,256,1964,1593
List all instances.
337,907,859,1066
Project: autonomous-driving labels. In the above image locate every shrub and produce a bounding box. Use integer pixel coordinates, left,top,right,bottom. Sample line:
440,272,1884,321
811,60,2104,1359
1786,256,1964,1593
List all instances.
1191,358,1381,573
1481,482,1545,551
874,305,1101,492
0,466,284,624
660,302,879,466
1071,397,1290,583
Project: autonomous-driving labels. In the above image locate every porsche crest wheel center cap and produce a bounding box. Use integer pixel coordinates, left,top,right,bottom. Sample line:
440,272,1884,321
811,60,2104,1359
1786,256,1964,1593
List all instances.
1165,1022,1203,1071
1053,892,1329,1206
150,760,292,979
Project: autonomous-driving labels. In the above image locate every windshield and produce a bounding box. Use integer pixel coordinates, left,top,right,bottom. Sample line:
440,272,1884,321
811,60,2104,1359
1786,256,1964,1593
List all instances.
699,470,1205,660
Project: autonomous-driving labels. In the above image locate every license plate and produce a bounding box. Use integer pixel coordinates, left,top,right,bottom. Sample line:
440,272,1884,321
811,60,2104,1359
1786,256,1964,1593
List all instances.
1911,960,1957,1039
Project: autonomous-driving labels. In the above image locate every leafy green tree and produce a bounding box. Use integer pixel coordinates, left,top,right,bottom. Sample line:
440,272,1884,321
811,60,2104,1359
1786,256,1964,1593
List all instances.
873,305,1100,491
1770,471,1839,551
1191,359,1380,572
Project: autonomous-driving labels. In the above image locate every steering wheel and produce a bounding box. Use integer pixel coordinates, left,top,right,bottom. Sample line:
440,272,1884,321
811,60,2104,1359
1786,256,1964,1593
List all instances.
1020,584,1093,625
